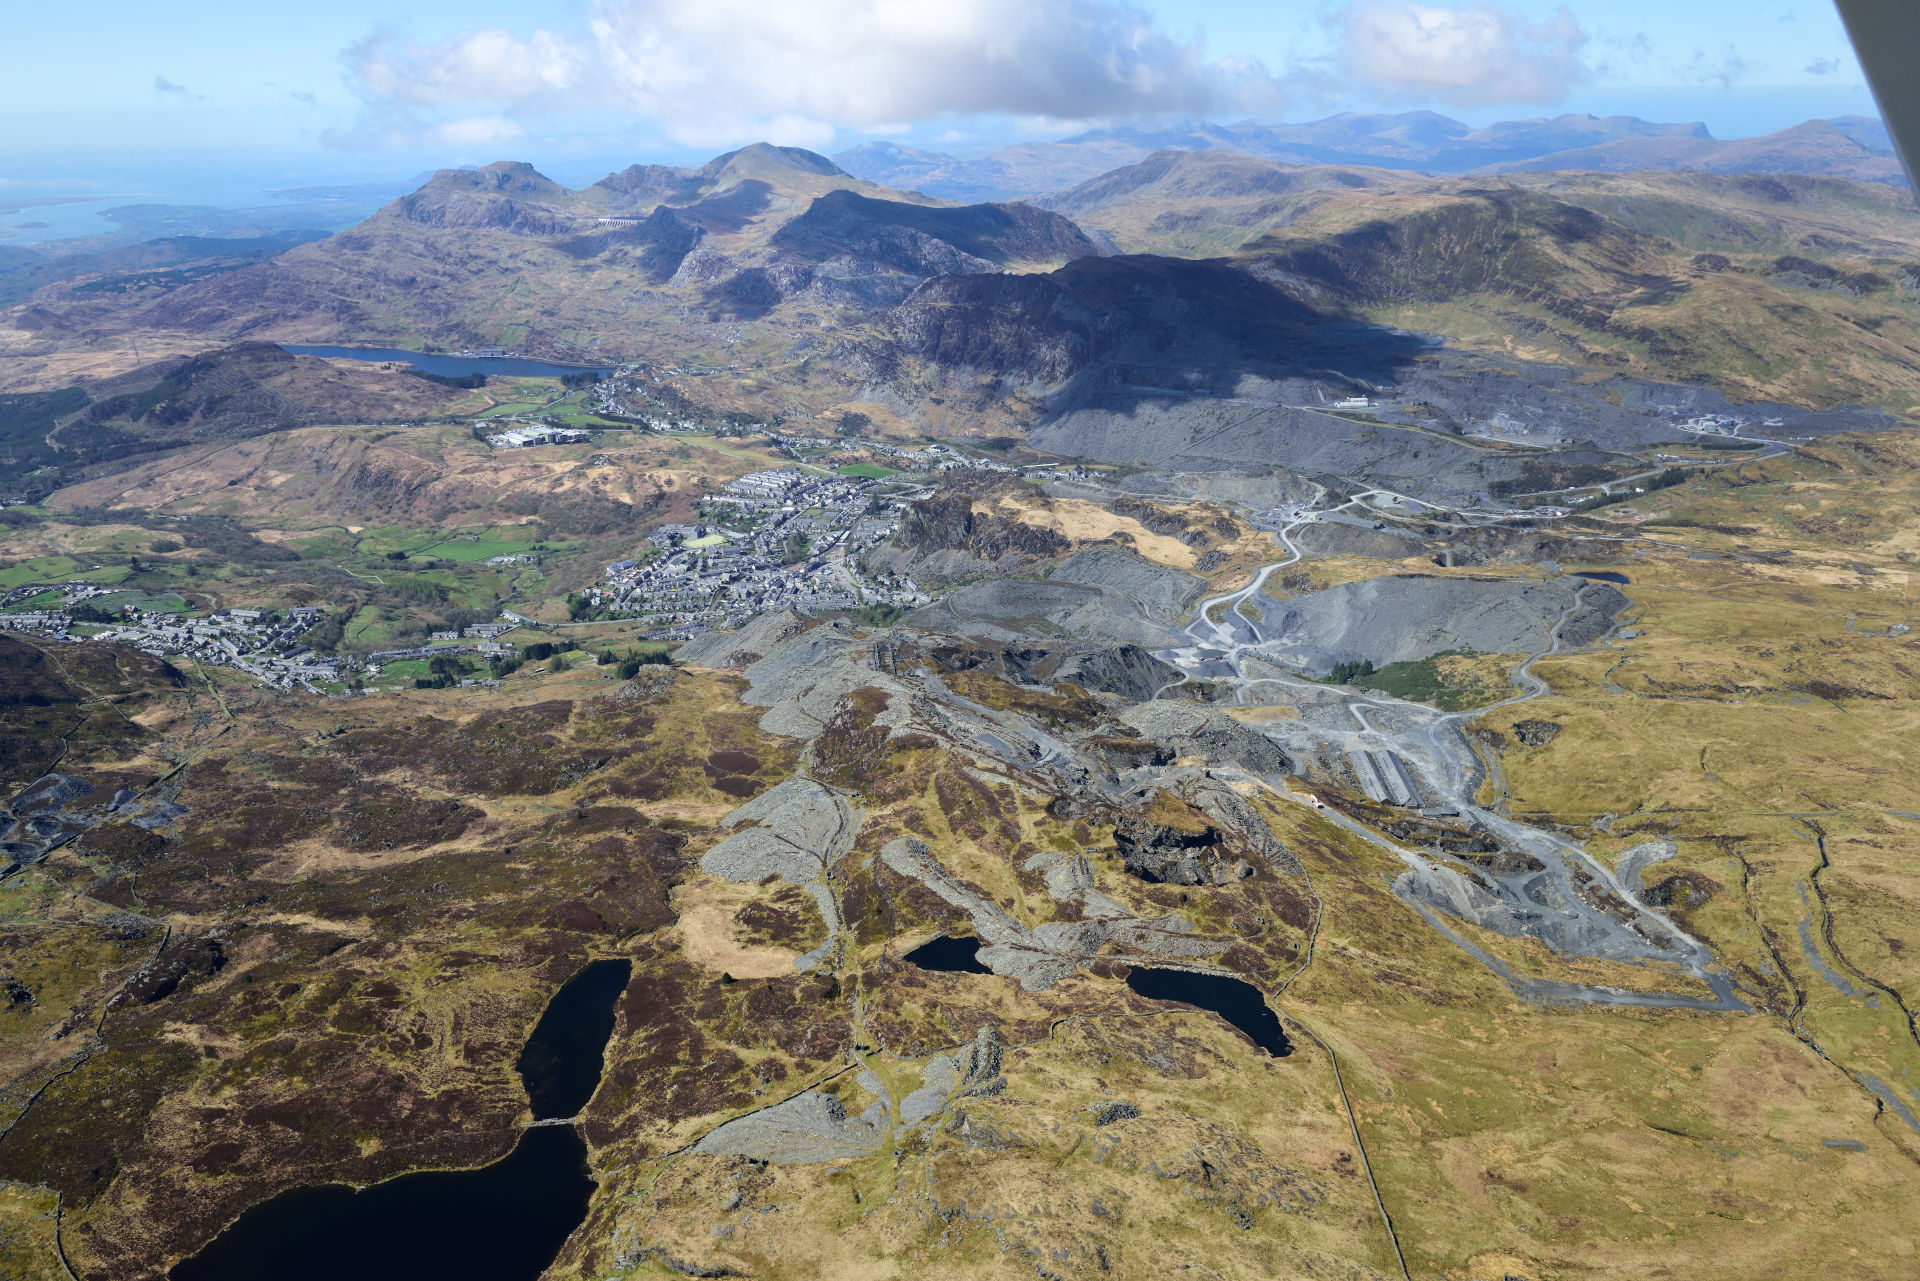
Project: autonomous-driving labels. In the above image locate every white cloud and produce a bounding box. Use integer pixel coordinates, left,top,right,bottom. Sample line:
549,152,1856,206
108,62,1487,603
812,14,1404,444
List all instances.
341,0,1284,148
432,115,527,147
1327,2,1588,108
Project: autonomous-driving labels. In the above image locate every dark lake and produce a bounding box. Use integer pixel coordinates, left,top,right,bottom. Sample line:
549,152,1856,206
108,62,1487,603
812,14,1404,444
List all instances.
905,934,992,974
171,958,631,1281
1126,967,1292,1057
517,959,631,1120
282,345,612,379
1573,570,1631,585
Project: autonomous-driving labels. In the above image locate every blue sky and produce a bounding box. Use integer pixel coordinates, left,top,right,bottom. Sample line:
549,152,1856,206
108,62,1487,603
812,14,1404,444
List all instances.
0,1,1879,188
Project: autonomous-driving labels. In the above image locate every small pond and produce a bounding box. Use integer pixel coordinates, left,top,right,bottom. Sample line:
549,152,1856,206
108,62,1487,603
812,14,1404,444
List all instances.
172,958,631,1281
282,345,611,379
1126,967,1292,1057
904,934,993,975
1573,570,1631,585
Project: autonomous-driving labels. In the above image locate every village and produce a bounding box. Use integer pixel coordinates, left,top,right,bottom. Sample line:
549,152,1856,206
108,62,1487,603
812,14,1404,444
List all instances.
591,467,932,636
0,583,537,694
0,584,344,691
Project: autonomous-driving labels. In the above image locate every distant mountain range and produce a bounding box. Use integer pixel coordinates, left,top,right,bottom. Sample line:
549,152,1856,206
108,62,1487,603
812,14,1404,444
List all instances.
835,112,1903,201
10,133,1920,421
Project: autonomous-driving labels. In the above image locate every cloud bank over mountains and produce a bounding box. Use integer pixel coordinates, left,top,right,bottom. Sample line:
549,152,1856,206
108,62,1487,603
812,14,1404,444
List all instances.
344,0,1290,147
1327,3,1588,108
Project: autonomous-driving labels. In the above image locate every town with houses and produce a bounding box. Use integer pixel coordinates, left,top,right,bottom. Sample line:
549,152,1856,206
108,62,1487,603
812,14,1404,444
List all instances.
0,583,344,691
0,583,536,694
2,377,1103,691
591,467,932,636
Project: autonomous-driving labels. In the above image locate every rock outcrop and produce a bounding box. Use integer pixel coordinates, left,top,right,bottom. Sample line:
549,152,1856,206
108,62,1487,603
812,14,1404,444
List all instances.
1118,703,1293,776
676,610,816,671
1114,817,1229,886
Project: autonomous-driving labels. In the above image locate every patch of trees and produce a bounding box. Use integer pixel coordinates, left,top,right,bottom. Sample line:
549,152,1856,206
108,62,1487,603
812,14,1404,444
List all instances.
1488,460,1618,499
615,651,672,678
414,653,475,688
1576,466,1691,512
560,371,603,389
384,574,448,605
1328,659,1376,684
408,370,488,390
303,612,346,653
851,603,908,626
499,491,647,536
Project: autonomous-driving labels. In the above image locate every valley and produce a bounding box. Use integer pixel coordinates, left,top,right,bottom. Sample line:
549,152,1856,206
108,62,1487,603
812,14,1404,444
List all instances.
2,127,1920,1281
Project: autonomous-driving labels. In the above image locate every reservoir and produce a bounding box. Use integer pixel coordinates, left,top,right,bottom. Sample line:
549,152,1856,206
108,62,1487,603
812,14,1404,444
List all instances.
1126,967,1292,1057
282,345,612,379
904,934,993,974
171,958,631,1281
1573,570,1630,585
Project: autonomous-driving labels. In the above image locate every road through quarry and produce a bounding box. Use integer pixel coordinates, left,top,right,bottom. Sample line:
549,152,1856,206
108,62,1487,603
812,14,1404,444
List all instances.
1154,518,1747,1013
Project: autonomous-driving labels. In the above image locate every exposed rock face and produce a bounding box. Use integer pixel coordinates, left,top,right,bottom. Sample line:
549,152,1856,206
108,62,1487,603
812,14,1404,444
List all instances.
895,490,1069,563
1160,771,1299,873
914,547,1203,649
1115,818,1223,886
885,271,1093,384
1086,736,1172,771
1118,703,1293,776
676,610,816,670
1643,874,1715,910
774,190,1099,275
1513,719,1562,747
593,162,700,206
395,162,576,236
1110,772,1296,884
115,932,228,1006
900,1027,1007,1125
692,1089,888,1163
698,777,858,972
559,206,705,282
1247,575,1626,678
881,254,1323,387
879,837,1230,990
1052,645,1183,702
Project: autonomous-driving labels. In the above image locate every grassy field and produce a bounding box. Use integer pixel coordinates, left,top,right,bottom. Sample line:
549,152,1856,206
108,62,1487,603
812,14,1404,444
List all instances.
0,556,133,588
1345,649,1518,711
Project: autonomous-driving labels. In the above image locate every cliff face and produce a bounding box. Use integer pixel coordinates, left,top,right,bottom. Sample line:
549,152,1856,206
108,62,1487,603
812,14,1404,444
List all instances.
882,253,1327,388
773,191,1099,273
896,490,1070,560
395,162,578,236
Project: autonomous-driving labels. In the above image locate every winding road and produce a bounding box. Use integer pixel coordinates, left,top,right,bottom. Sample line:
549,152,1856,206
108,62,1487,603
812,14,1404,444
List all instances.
1152,513,1746,1012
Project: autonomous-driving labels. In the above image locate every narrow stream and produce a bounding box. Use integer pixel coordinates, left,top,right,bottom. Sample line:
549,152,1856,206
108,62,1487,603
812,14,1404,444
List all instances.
172,958,631,1281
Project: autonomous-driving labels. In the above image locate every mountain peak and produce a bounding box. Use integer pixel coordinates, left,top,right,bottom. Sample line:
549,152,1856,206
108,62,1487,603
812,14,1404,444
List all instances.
452,161,566,194
702,143,848,181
